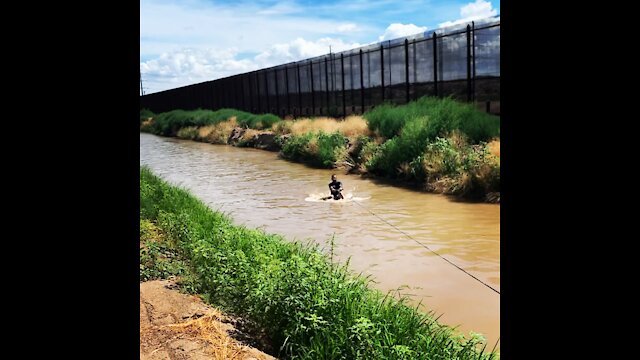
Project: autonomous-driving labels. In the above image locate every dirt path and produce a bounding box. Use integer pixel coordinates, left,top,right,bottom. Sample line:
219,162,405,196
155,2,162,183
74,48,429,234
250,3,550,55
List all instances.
140,280,276,360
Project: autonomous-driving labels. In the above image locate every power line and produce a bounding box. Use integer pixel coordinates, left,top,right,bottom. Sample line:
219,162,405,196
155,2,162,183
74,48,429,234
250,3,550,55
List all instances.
351,199,500,295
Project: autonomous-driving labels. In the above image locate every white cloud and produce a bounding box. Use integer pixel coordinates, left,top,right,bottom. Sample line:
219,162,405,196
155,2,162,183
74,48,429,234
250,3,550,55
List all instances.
378,23,427,41
141,37,364,93
140,0,356,59
254,37,362,67
140,48,259,92
461,0,496,18
337,23,357,32
438,0,498,28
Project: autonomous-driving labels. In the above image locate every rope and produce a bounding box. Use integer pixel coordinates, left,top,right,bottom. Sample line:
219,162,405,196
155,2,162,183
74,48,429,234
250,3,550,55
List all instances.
351,199,500,295
491,337,500,353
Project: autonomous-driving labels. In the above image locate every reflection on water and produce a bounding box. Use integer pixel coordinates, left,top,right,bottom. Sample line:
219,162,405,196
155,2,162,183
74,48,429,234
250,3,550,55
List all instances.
140,133,500,348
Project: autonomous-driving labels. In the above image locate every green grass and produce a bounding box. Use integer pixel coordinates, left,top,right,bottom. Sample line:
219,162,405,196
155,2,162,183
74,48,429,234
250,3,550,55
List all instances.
176,126,199,140
140,166,498,359
366,116,431,179
364,96,500,143
280,131,348,168
143,108,282,136
362,98,500,198
140,108,154,124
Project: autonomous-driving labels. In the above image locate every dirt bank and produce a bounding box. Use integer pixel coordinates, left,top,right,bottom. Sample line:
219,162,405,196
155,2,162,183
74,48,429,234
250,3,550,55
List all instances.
140,279,275,360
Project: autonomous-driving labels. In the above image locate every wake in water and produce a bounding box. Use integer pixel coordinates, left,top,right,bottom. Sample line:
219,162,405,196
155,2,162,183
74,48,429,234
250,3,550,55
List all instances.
305,192,370,203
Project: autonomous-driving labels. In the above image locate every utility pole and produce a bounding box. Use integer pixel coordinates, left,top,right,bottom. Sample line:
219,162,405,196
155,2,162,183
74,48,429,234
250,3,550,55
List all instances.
140,70,145,96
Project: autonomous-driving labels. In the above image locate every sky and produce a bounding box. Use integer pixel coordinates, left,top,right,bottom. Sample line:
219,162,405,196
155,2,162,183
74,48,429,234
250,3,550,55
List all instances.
140,0,500,94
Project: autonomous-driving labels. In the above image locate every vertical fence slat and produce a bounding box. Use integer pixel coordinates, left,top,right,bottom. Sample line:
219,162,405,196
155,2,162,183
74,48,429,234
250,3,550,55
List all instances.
466,24,472,102
472,21,476,103
405,39,410,104
325,56,329,115
359,49,364,114
264,71,270,113
341,53,346,117
310,60,315,115
285,65,290,116
380,44,385,102
433,32,438,97
297,62,302,116
256,72,262,113
248,74,254,113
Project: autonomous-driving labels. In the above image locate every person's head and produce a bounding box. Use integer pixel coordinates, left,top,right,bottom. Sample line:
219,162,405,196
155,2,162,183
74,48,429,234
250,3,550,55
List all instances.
331,174,337,181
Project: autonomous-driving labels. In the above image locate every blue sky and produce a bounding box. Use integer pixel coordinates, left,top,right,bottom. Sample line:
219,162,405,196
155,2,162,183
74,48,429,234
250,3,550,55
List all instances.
140,0,499,94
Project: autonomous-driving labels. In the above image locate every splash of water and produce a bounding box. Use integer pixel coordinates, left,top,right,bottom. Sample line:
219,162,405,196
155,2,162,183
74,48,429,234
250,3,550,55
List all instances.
305,192,370,203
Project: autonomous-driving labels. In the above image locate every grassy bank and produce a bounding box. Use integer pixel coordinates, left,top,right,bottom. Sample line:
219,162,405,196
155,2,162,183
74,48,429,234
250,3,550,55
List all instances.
140,96,500,202
140,166,498,359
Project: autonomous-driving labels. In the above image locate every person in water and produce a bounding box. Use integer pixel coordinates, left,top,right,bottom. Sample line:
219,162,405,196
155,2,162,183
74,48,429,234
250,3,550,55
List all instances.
327,174,344,200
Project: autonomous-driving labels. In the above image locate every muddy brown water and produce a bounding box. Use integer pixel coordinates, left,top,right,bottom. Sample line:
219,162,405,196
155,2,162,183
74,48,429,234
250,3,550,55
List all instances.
140,133,500,350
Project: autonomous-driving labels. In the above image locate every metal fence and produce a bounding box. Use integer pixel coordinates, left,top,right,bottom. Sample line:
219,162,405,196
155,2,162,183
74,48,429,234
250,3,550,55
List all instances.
140,19,499,117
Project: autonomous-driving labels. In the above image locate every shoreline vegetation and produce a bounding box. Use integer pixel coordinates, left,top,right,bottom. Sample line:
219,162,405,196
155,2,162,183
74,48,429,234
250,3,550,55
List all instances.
140,96,500,203
140,166,499,359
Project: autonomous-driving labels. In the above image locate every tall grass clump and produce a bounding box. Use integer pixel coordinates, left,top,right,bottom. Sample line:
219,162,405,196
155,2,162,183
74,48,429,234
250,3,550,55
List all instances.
274,116,370,138
150,109,226,136
418,135,500,199
364,96,499,143
280,131,348,168
280,132,314,162
140,108,154,124
239,113,280,129
363,102,417,139
140,166,498,359
144,108,283,136
205,108,281,130
196,117,239,144
366,116,431,179
176,126,199,140
317,132,348,167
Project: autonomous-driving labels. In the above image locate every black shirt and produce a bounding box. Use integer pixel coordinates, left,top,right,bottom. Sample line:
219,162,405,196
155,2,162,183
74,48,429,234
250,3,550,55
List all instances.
329,180,342,192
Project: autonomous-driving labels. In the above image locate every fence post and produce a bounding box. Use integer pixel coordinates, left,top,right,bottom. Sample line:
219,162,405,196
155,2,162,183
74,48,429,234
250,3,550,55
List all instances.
341,53,346,117
228,79,232,108
240,76,245,111
467,24,472,102
215,83,219,109
472,21,476,102
380,44,385,102
405,38,410,104
214,82,219,109
309,60,316,115
274,69,280,116
359,49,365,113
350,55,354,112
297,62,302,116
433,32,438,97
256,73,261,113
214,80,217,110
248,74,253,113
207,81,216,110
264,71,270,113
325,56,329,116
236,77,240,109
234,77,239,109
413,41,417,99
220,81,224,108
285,65,290,116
